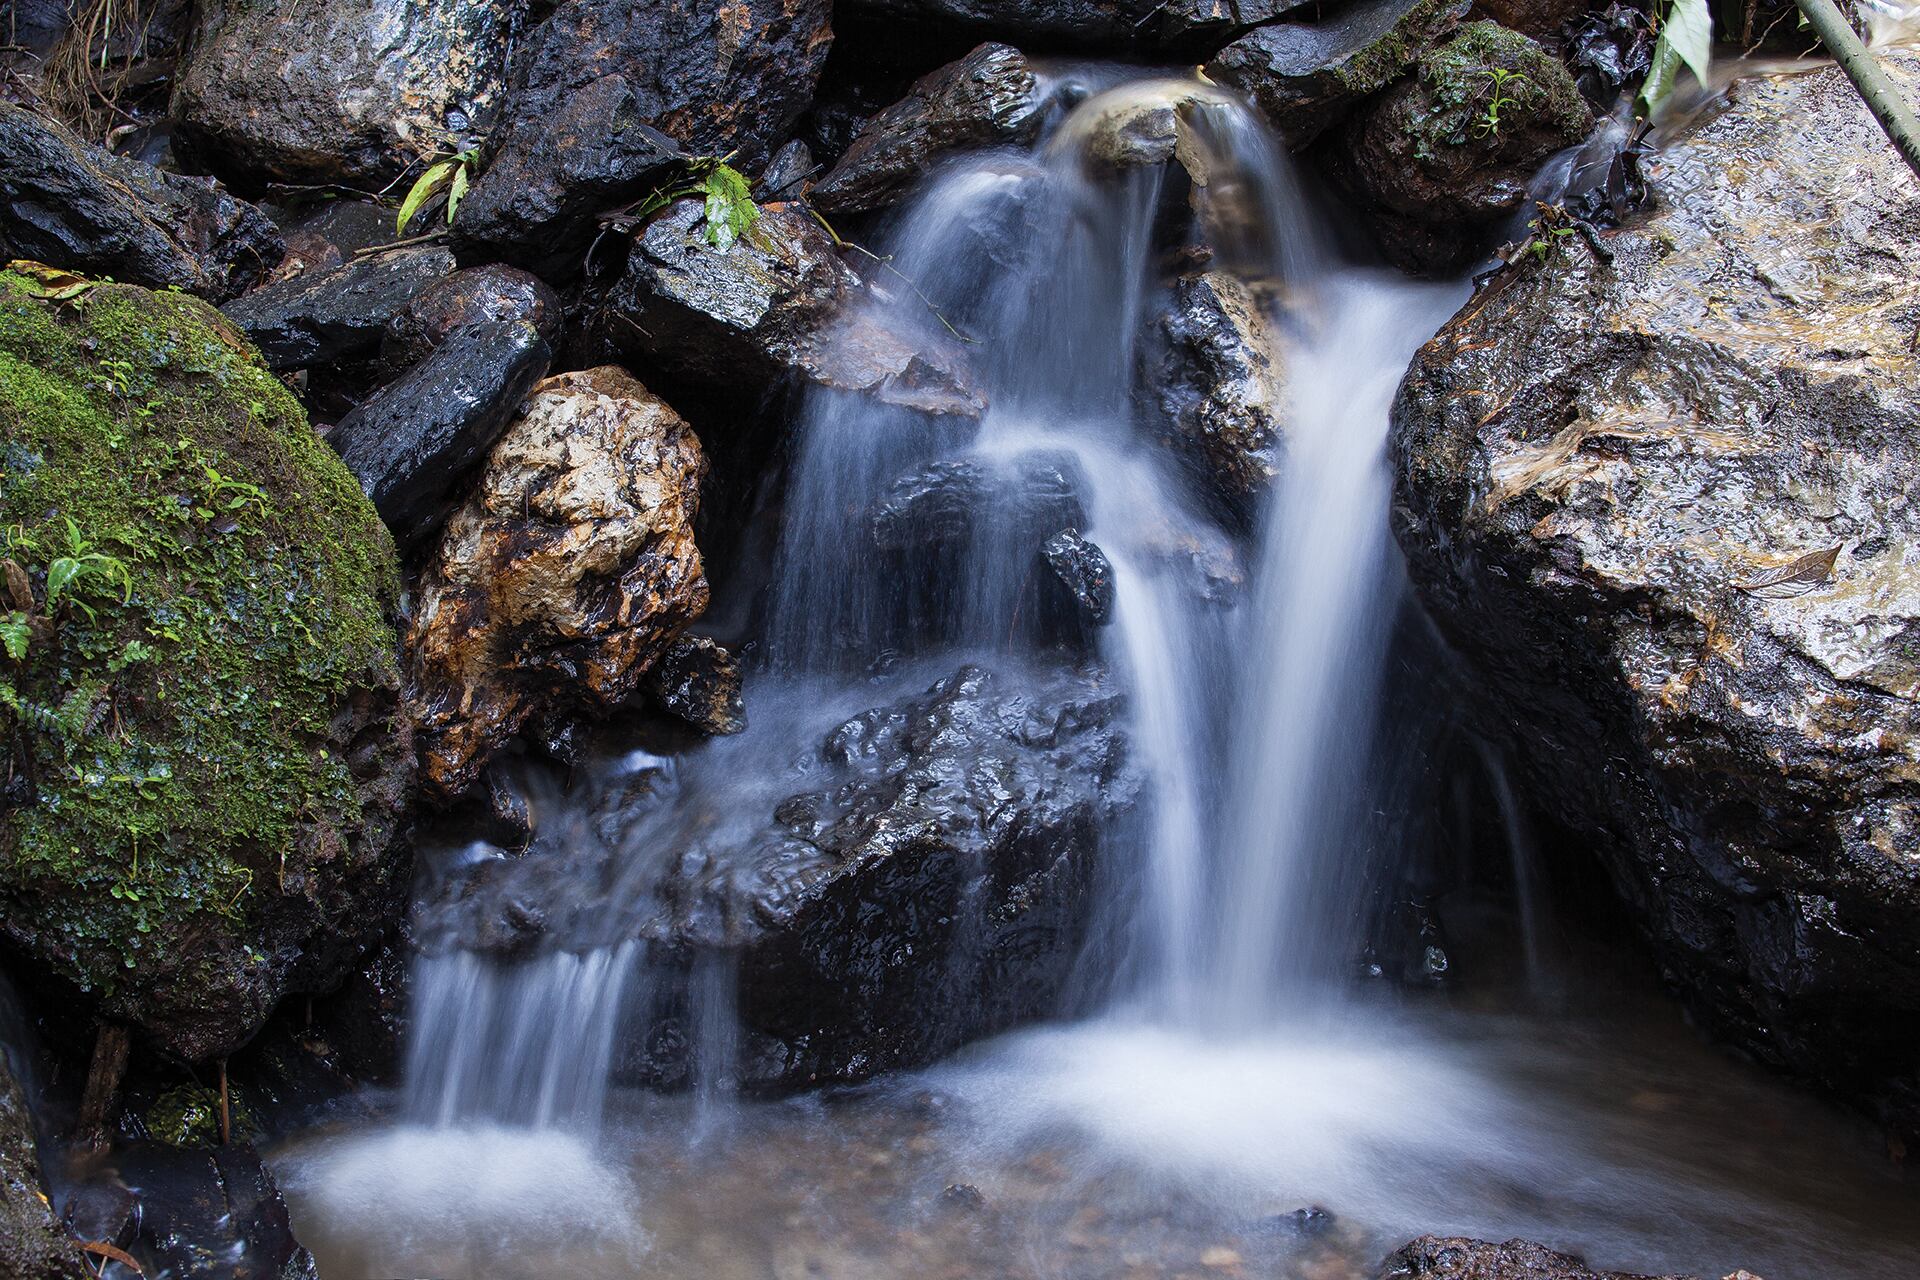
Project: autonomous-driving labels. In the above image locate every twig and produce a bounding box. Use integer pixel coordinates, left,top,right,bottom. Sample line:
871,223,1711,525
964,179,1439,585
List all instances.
1794,0,1920,179
217,1059,231,1145
805,207,980,345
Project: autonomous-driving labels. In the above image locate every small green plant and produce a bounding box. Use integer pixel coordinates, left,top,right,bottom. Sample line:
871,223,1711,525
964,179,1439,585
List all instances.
630,156,761,252
1639,0,1713,118
1473,68,1530,138
395,148,480,236
45,517,132,620
0,612,28,660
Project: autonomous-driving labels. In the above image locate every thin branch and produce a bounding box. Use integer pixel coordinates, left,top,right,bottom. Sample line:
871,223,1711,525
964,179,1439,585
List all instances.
1794,0,1920,180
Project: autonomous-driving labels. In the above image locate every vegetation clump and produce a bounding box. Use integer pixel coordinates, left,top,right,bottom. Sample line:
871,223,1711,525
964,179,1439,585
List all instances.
1408,22,1591,162
0,269,407,1053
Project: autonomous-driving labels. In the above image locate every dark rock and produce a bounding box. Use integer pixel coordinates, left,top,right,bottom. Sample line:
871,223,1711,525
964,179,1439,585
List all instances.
170,0,525,187
221,245,455,371
870,456,1084,551
450,74,683,279
70,1143,319,1280
1041,530,1115,625
330,318,553,549
1471,0,1588,44
501,0,834,174
0,276,412,1065
755,140,819,202
939,1182,987,1211
1,1041,86,1279
813,43,1044,216
310,929,412,1085
600,200,985,417
1205,0,1471,147
1566,4,1655,110
409,367,709,803
1143,270,1286,524
643,635,748,736
380,263,562,375
1378,1236,1690,1279
1391,54,1920,1138
840,0,1307,55
1334,21,1593,273
0,101,282,301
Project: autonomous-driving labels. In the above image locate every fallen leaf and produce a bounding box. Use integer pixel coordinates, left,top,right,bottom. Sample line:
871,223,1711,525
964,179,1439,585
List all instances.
7,259,97,300
80,1240,143,1273
1736,544,1842,598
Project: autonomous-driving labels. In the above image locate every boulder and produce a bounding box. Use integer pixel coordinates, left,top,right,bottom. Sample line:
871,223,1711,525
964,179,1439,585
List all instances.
1142,270,1286,525
426,661,1133,1089
169,0,524,188
379,263,562,374
1391,54,1920,1137
1334,21,1593,273
221,245,455,371
1041,529,1115,625
601,200,985,417
0,101,282,301
812,43,1045,216
1,1041,86,1279
1378,1237,1690,1280
328,317,554,550
0,274,412,1062
1205,0,1471,146
870,455,1084,551
408,367,709,803
449,75,683,279
499,0,833,174
839,0,1305,55
642,634,748,736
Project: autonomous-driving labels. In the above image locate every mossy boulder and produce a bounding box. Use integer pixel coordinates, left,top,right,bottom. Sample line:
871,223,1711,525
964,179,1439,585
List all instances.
1334,20,1593,272
0,272,414,1062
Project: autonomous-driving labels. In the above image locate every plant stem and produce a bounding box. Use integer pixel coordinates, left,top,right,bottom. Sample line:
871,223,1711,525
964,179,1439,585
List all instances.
1794,0,1920,179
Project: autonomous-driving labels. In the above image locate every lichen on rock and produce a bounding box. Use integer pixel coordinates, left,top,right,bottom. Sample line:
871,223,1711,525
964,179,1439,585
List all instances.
0,272,413,1062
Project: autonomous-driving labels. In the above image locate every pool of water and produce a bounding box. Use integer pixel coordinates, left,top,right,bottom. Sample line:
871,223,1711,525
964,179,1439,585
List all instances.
276,938,1919,1280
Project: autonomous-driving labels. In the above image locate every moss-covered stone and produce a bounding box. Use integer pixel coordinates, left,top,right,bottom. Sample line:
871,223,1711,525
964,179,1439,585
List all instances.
145,1083,256,1146
1334,20,1594,272
0,272,414,1061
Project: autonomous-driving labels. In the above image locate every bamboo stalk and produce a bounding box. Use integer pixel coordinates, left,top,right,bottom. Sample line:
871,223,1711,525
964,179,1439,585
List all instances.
1794,0,1920,179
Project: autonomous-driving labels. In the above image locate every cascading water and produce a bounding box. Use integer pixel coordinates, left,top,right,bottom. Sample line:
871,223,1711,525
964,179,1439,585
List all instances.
277,66,1920,1280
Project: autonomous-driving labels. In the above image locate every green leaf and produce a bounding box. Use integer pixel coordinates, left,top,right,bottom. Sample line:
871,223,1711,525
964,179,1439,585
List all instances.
1640,0,1713,116
45,558,80,600
396,159,459,236
699,163,759,252
446,162,471,226
0,613,28,661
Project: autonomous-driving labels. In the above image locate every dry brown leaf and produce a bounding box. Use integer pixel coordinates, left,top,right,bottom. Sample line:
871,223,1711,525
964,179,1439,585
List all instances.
1736,543,1842,598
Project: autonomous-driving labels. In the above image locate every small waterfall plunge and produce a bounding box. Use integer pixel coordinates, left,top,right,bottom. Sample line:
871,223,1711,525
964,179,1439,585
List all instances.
393,72,1412,1137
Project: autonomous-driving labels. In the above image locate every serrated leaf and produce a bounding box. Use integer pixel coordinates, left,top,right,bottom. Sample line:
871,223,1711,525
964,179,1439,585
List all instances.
396,159,459,236
0,613,29,661
446,163,471,225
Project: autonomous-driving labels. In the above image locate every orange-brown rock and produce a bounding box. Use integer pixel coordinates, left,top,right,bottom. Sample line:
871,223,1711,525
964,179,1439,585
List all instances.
408,367,709,802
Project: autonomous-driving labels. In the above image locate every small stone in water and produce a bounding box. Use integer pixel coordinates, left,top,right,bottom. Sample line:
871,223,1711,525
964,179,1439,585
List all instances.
1200,1245,1243,1269
938,1183,985,1212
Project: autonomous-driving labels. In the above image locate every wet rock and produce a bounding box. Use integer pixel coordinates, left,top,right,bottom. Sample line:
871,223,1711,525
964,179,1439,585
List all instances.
450,74,683,279
501,0,833,174
0,276,412,1063
1379,1237,1665,1279
1566,4,1655,110
221,245,455,371
409,367,709,803
380,263,562,374
0,101,282,301
1334,21,1593,273
1379,1236,1690,1279
756,140,819,202
813,43,1044,216
870,456,1085,551
329,317,554,550
1472,0,1589,45
840,0,1305,55
1205,0,1471,146
600,200,984,417
1143,270,1286,524
1041,529,1115,625
170,0,524,188
1,1045,86,1279
1391,54,1920,1138
643,635,748,736
68,1143,319,1280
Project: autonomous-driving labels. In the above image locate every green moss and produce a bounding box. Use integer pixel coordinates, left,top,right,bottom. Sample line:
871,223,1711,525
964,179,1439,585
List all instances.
0,274,402,996
1406,21,1590,160
145,1083,256,1146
